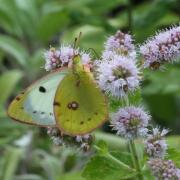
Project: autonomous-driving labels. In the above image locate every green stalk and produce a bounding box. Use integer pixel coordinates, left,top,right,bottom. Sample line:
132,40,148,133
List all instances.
129,140,143,180
124,90,143,179
127,0,133,32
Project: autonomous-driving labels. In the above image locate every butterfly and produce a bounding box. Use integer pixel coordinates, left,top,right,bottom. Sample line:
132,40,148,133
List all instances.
8,55,108,136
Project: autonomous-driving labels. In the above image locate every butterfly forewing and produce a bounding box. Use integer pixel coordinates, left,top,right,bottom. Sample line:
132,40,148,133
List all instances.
8,68,68,126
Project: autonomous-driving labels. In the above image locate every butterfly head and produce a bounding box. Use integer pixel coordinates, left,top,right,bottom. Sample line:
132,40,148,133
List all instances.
71,54,91,73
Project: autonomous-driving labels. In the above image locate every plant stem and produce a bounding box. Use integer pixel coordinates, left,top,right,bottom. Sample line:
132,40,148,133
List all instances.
127,0,133,32
124,95,130,106
129,140,143,180
93,145,135,172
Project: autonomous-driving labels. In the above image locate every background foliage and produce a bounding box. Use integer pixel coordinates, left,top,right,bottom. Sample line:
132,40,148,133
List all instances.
0,0,179,179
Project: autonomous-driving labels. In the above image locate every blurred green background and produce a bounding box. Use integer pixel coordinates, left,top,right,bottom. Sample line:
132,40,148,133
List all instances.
0,0,179,179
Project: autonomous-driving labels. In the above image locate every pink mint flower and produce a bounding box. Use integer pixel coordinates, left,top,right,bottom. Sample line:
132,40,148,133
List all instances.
47,128,92,150
145,127,169,159
148,159,179,180
111,106,150,139
44,48,62,71
44,46,91,71
97,55,140,97
140,25,180,69
105,30,136,59
81,52,91,64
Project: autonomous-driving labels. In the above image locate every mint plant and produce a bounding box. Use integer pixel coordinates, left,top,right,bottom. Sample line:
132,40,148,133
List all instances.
46,25,180,180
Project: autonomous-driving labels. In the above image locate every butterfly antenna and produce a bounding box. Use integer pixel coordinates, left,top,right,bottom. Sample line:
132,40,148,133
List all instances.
87,48,100,59
77,31,82,47
73,37,78,49
73,32,82,49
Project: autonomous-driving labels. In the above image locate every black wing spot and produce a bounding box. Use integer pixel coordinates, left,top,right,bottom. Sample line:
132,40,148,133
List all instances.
39,86,46,93
80,121,84,125
49,112,53,116
67,101,79,110
41,112,45,114
20,107,24,109
67,103,72,109
33,110,37,114
54,102,60,106
76,80,80,87
16,97,21,101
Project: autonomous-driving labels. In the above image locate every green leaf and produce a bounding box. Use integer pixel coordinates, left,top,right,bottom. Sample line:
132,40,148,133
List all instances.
28,49,45,79
142,167,155,180
37,5,70,42
95,132,127,151
86,0,128,15
82,152,135,180
96,140,108,155
109,96,124,112
0,6,14,35
15,0,39,25
157,13,180,26
108,12,128,29
109,89,142,112
32,150,64,179
166,148,180,167
143,94,176,123
0,0,24,37
167,136,180,150
60,172,85,180
14,174,44,180
110,151,132,166
143,67,180,95
0,70,23,104
0,35,29,66
1,147,23,180
62,25,106,53
0,104,6,118
128,89,142,105
133,0,179,42
0,117,28,146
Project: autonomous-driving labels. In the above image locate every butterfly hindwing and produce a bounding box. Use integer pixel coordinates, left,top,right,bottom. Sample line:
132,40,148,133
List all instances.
8,68,68,126
54,71,108,135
